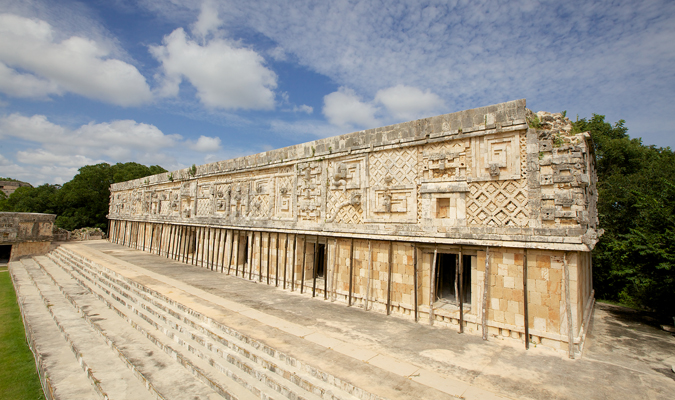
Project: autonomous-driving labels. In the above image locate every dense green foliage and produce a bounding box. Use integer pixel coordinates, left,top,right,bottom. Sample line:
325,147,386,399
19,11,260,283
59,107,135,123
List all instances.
0,268,45,400
574,115,675,317
0,163,166,231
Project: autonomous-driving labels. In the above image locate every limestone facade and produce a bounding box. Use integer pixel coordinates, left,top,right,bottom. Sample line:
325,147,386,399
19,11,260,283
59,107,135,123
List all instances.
107,99,599,357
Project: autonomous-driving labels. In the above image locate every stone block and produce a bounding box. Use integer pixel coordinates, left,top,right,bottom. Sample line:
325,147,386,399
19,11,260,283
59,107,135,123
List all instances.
503,276,515,289
515,313,524,327
503,252,514,265
505,311,516,325
507,300,519,314
536,255,551,268
534,317,547,332
498,264,508,276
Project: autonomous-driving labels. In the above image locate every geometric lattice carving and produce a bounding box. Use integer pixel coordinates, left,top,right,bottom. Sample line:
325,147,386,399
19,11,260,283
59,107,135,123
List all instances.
196,183,214,217
369,148,417,186
467,179,529,226
249,179,271,219
326,189,363,224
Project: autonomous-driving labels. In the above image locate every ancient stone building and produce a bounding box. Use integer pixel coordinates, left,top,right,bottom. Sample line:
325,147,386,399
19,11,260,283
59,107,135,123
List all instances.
0,179,32,197
0,212,55,262
107,99,600,357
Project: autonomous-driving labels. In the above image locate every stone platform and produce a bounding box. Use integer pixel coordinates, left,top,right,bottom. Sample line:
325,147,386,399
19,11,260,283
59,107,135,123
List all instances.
9,240,675,400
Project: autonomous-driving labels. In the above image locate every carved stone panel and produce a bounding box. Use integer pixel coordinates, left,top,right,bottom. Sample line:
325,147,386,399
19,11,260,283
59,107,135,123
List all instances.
367,148,417,223
297,162,322,222
249,178,272,219
420,139,469,181
326,157,365,224
275,174,294,220
229,182,249,219
471,133,521,180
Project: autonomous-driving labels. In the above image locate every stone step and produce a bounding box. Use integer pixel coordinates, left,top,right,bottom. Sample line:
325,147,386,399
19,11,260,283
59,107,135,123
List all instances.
46,254,311,400
8,262,102,400
47,248,333,400
32,255,237,400
51,246,370,400
18,258,159,400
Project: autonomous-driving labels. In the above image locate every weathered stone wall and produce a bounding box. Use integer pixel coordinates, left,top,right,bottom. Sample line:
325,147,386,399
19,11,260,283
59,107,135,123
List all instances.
0,212,55,260
108,100,599,357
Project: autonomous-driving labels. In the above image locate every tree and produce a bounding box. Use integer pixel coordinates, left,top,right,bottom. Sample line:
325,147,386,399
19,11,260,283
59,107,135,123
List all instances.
574,115,675,317
54,162,166,230
0,184,59,214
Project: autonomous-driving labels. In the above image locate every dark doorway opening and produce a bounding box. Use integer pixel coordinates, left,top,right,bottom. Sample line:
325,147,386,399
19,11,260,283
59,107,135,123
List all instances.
316,243,326,278
189,229,197,254
0,245,11,263
435,253,471,304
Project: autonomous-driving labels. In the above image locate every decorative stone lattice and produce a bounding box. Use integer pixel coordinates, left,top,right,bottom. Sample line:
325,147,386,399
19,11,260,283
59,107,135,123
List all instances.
196,184,213,217
369,148,417,186
467,179,529,227
326,190,363,224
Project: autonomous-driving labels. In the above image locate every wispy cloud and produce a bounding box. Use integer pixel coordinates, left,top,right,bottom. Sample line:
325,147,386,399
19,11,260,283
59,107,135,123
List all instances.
195,0,675,143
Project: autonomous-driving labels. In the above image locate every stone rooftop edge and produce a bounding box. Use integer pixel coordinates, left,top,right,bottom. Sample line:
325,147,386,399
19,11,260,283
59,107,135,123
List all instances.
111,99,527,191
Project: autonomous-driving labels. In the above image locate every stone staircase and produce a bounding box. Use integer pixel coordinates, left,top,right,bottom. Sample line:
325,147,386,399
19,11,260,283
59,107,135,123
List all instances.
9,245,387,400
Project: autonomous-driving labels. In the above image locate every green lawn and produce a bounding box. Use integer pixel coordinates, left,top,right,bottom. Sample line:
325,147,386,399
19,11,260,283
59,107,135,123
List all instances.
0,266,45,400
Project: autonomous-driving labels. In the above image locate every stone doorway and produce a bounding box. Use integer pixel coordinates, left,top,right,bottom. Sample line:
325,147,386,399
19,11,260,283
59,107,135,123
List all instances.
435,253,471,305
0,245,11,263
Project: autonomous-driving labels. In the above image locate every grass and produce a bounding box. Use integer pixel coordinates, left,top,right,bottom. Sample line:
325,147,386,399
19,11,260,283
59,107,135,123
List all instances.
0,266,45,400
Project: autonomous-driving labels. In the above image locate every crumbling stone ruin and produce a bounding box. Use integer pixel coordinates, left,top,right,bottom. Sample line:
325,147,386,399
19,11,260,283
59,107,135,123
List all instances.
108,99,599,357
0,179,32,197
0,212,55,261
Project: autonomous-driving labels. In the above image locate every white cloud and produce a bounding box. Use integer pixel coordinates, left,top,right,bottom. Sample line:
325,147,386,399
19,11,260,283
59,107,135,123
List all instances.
188,135,222,152
0,113,189,183
270,119,345,139
291,104,313,114
0,61,61,98
268,46,287,61
0,13,152,106
0,153,11,166
375,85,445,121
0,114,181,157
180,0,675,147
151,27,277,110
322,87,379,129
16,149,102,167
192,0,221,39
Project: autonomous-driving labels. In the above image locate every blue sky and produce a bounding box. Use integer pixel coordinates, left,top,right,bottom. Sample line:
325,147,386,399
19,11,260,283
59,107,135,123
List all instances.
0,0,673,185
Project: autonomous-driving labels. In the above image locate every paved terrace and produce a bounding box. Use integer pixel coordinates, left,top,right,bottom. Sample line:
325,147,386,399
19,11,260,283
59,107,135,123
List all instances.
19,240,675,399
